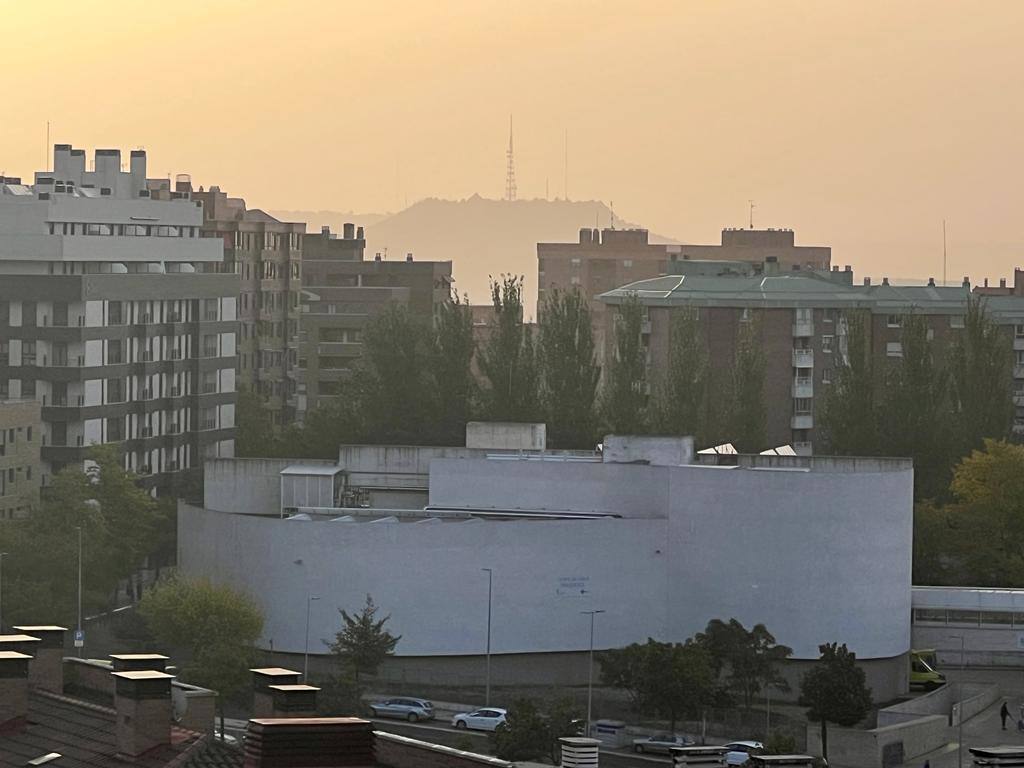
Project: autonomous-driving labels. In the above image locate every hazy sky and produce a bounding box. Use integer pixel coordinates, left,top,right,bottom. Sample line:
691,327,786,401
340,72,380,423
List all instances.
2,0,1023,283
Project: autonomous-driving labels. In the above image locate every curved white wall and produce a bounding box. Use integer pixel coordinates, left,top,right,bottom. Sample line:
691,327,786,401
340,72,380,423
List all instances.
180,459,912,661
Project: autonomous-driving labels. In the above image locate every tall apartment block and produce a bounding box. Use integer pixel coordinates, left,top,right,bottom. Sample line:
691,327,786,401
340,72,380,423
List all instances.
0,399,41,519
184,184,304,426
538,227,831,354
298,226,453,415
0,145,238,493
599,262,1024,453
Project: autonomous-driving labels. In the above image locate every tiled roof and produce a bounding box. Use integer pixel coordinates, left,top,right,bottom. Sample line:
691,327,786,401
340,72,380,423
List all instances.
182,739,244,768
0,689,206,768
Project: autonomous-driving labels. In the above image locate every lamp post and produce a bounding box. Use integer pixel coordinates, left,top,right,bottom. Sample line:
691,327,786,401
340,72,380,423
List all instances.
304,596,320,681
582,609,605,737
0,552,7,633
76,526,83,658
482,568,493,706
948,634,965,768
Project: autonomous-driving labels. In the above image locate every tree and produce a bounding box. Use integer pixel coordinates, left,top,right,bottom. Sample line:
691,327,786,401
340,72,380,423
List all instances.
599,638,717,733
431,290,477,445
653,308,708,442
325,594,400,683
478,275,540,422
948,296,1014,457
235,387,277,457
491,698,551,762
799,642,873,762
600,294,648,434
727,319,767,452
538,288,600,448
544,697,584,764
696,619,792,710
877,313,952,499
139,577,264,735
820,311,878,455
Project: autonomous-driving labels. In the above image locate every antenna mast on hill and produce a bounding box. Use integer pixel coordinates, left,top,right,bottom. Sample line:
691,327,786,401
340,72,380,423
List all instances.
748,199,755,229
505,115,517,202
942,219,947,287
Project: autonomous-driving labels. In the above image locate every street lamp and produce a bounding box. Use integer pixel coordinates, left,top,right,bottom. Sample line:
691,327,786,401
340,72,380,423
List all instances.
76,526,83,658
948,634,965,768
581,609,606,737
0,552,8,633
482,568,493,706
304,596,320,681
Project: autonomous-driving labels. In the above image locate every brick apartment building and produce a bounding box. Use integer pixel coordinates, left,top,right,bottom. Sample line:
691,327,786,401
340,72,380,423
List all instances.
538,226,830,353
297,226,452,415
177,182,305,426
0,399,41,519
600,262,1024,453
0,146,237,492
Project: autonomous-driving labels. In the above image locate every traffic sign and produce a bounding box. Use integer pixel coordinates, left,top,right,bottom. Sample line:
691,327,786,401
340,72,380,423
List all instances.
73,629,84,648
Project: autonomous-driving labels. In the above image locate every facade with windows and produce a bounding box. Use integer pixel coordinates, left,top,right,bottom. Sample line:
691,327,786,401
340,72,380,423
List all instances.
0,145,237,493
297,226,452,416
0,399,41,518
600,268,1024,453
912,586,1024,667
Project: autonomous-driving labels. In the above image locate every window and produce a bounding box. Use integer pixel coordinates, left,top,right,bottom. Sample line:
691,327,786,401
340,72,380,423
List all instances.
85,223,113,236
740,308,752,323
123,224,148,236
155,225,180,237
947,610,979,625
822,335,834,353
887,314,902,328
1016,324,1024,339
823,309,836,324
980,611,1013,626
794,398,812,414
887,342,903,358
623,259,633,268
570,257,581,266
21,341,36,366
950,315,965,329
795,308,812,322
822,368,833,384
570,276,580,286
1016,350,1024,366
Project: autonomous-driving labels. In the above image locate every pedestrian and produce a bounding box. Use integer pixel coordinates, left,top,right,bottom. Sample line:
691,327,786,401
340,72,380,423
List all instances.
1001,701,1010,730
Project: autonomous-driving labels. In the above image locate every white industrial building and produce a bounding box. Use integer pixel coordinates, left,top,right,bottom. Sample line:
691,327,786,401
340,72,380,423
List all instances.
179,431,914,699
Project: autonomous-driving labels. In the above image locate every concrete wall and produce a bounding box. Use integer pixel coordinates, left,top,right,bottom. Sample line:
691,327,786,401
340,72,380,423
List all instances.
602,435,694,466
375,731,510,768
203,458,334,515
806,715,949,768
465,422,546,451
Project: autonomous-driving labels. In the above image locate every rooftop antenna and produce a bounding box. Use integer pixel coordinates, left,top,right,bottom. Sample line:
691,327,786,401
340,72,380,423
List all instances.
942,219,947,287
610,201,616,229
748,199,755,229
505,114,517,202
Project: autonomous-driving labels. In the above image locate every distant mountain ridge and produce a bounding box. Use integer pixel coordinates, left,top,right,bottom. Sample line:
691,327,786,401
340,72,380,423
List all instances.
272,196,678,317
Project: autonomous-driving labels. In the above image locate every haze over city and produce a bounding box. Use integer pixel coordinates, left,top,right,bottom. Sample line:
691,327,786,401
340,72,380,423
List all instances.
4,0,1024,288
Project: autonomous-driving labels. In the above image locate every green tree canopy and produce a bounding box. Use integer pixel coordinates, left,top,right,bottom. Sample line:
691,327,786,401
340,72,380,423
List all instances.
431,290,477,445
479,275,540,422
696,618,792,709
600,294,649,435
538,288,600,448
727,319,767,452
325,594,401,683
491,698,552,762
819,311,878,455
799,642,873,762
652,308,708,442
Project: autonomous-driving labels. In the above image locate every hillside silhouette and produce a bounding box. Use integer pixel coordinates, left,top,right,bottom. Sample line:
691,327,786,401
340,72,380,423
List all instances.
274,196,678,317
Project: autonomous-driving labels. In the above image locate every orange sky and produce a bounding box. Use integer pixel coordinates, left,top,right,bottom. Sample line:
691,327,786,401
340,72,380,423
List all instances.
2,0,1023,284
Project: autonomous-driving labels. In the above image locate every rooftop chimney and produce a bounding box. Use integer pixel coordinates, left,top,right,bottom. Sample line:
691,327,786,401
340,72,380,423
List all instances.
356,226,364,240
269,684,320,718
251,668,302,719
112,669,175,757
864,277,871,286
0,635,41,658
579,228,592,245
1001,278,1007,288
928,277,935,287
110,653,169,673
0,651,32,729
321,225,331,236
406,253,414,262
984,278,990,288
244,717,374,768
374,253,382,262
882,277,890,286
963,276,971,289
343,223,355,240
13,626,66,693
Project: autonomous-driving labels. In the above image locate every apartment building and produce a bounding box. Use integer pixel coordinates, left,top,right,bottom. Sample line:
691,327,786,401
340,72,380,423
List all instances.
599,263,1024,453
297,226,452,414
184,183,304,425
0,145,237,492
538,226,831,353
0,399,41,518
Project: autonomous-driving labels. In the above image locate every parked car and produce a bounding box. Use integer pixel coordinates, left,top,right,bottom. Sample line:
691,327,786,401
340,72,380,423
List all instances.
451,708,508,732
633,734,695,754
369,697,435,722
724,741,765,765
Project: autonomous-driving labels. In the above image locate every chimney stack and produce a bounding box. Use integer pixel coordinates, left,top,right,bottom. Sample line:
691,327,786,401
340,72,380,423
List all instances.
112,669,175,757
343,222,355,240
244,717,373,768
864,277,871,286
1000,278,1007,288
321,225,331,236
110,653,169,673
882,277,890,286
13,626,66,693
251,668,302,719
406,253,414,262
963,276,971,289
764,256,779,276
927,277,935,287
356,226,364,240
268,684,320,718
0,651,32,729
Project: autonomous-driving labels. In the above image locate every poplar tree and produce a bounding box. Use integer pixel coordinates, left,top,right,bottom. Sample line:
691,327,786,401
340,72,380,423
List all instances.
431,290,477,445
599,294,649,434
728,319,767,452
653,308,708,441
479,275,540,422
820,311,879,455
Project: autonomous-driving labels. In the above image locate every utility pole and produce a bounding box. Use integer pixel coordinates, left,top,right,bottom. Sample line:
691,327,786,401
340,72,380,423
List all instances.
482,568,493,705
304,595,320,681
505,115,517,202
76,526,83,657
581,609,605,737
748,199,755,229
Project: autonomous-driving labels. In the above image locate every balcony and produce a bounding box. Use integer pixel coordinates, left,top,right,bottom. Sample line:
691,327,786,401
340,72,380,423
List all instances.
791,413,814,430
792,321,815,338
792,349,814,368
792,378,814,398
1016,337,1024,352
793,441,813,456
202,419,218,431
1015,393,1024,407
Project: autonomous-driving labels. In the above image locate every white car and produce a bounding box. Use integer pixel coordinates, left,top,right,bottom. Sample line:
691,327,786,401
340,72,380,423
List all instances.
451,708,508,732
724,741,765,766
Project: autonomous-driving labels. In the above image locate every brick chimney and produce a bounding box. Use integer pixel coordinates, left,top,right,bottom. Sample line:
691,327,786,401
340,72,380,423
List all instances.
0,634,41,657
0,651,32,729
251,668,302,718
243,717,373,768
268,684,320,718
110,653,169,673
112,669,175,757
13,626,66,692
